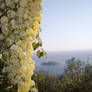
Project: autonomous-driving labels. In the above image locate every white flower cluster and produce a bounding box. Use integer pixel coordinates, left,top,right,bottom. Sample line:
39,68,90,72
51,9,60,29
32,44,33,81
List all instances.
0,0,42,92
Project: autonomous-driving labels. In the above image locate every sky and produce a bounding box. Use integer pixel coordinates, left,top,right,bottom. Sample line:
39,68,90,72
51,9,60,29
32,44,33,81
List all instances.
40,0,92,51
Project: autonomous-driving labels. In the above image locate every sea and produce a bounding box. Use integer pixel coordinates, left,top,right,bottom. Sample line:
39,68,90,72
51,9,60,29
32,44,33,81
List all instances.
33,50,92,75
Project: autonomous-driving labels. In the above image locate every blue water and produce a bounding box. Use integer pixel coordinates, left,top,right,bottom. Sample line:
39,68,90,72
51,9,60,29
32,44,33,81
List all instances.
33,50,92,75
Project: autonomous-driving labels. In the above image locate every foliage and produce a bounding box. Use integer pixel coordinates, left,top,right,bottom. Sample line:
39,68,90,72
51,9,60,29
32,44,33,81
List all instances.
34,58,92,92
32,35,47,58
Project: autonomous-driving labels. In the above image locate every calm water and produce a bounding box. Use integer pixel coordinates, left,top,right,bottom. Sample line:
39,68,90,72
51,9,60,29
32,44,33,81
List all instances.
33,50,92,75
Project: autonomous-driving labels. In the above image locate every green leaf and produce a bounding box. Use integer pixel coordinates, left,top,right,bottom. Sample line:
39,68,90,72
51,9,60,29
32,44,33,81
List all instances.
36,50,41,58
44,51,47,58
36,50,47,58
32,42,39,50
36,50,44,58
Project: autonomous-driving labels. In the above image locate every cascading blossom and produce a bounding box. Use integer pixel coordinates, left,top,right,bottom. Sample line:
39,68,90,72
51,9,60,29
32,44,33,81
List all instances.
0,0,42,92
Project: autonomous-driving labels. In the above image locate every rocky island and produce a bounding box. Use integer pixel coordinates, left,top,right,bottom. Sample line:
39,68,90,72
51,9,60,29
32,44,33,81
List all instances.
41,61,59,66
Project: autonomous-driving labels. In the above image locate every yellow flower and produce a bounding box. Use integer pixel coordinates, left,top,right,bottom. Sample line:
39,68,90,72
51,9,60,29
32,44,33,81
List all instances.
32,21,40,31
26,28,34,36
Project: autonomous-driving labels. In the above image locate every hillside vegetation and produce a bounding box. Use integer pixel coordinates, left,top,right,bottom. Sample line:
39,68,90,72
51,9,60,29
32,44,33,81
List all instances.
34,58,92,92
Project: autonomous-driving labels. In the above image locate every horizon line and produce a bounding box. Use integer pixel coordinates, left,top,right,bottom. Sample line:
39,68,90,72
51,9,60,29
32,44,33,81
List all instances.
46,49,92,52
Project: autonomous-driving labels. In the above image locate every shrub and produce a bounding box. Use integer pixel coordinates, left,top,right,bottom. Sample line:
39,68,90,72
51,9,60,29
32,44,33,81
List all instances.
34,58,92,92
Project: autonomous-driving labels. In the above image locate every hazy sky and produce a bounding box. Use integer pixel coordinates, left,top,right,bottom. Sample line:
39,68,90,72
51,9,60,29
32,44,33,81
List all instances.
40,0,92,51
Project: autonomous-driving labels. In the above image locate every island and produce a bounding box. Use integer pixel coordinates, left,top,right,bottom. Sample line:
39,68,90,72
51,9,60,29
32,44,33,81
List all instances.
41,61,59,66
